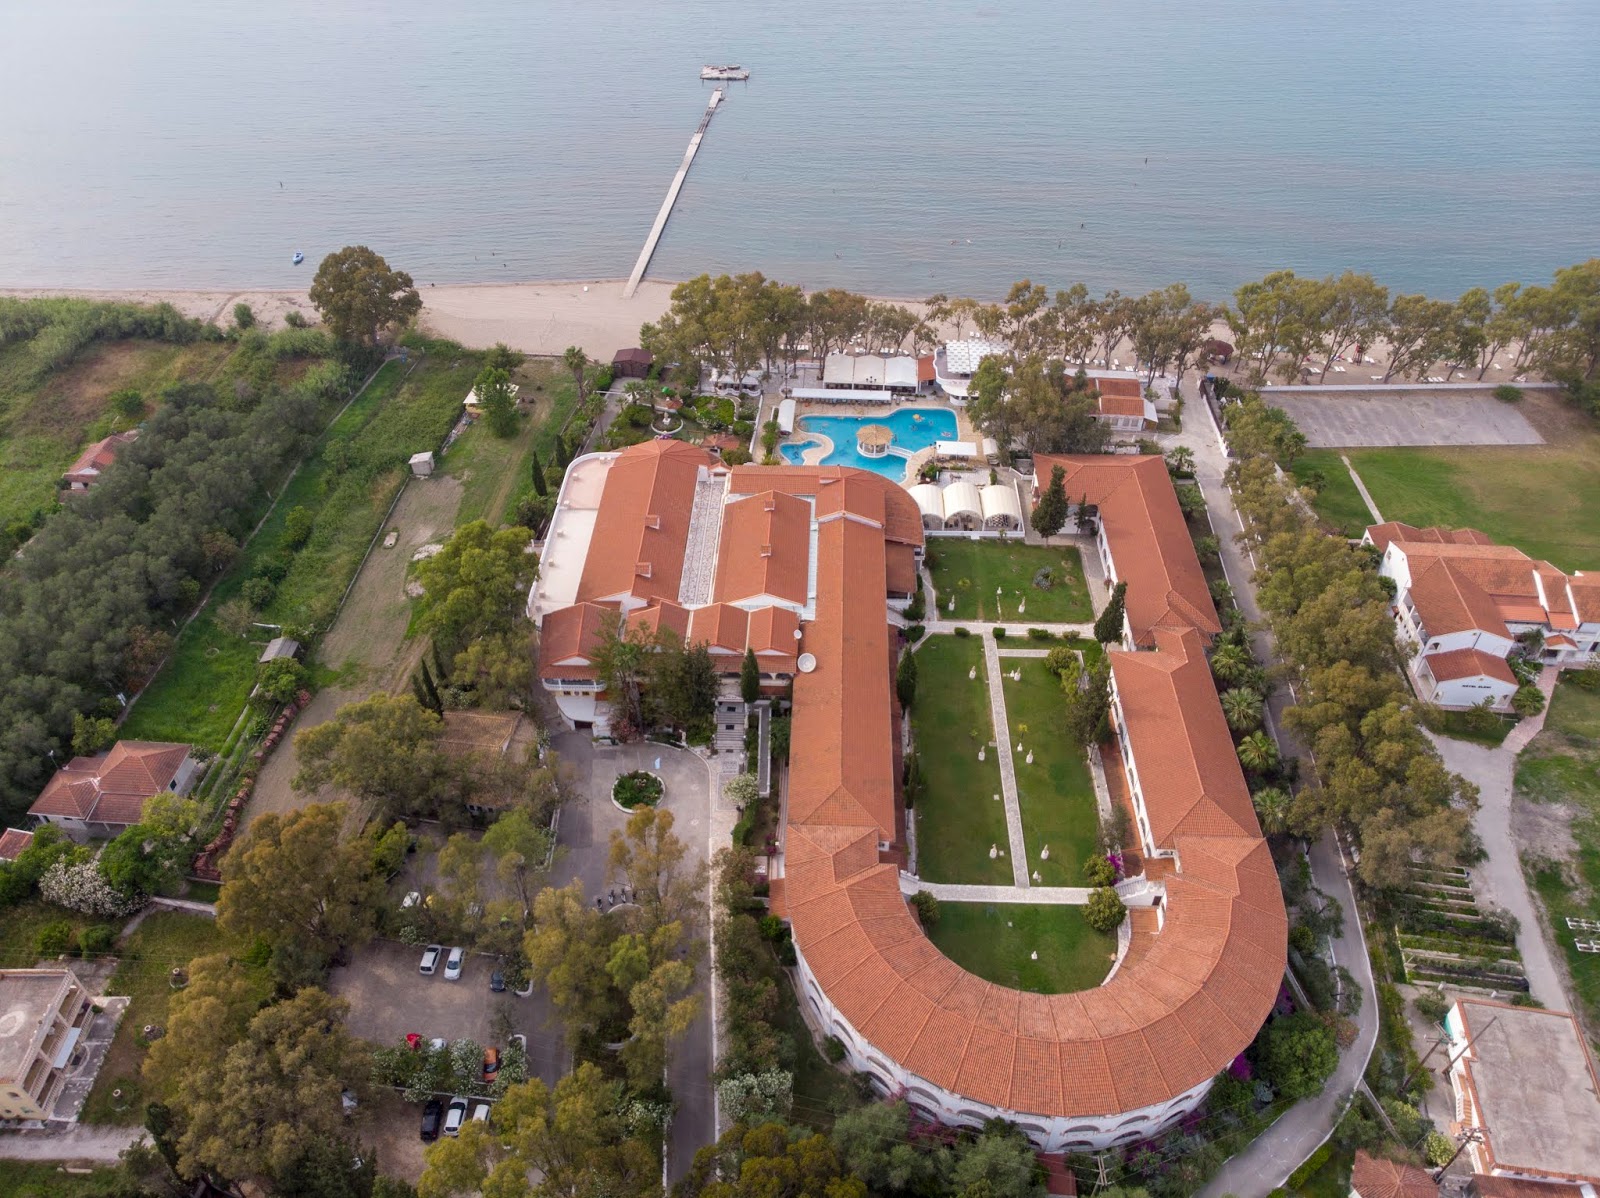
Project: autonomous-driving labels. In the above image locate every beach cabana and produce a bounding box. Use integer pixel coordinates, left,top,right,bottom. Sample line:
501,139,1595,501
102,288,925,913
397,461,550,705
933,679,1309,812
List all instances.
857,424,894,459
942,479,982,530
776,397,796,435
979,484,1023,532
612,347,654,379
981,436,1000,463
1203,338,1234,365
935,440,977,462
908,483,945,530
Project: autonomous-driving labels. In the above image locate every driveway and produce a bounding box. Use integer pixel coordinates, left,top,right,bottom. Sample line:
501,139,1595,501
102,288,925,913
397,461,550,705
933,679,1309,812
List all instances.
1266,389,1543,448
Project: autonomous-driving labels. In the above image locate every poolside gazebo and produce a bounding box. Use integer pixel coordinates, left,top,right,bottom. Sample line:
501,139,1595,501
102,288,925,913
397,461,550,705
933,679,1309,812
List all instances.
857,423,894,458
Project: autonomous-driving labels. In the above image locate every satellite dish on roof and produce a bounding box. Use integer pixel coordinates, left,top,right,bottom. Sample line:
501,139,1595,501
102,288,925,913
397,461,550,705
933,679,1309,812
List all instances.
797,653,817,673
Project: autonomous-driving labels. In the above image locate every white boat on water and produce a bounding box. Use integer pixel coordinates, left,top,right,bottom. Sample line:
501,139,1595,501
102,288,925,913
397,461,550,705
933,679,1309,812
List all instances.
700,64,749,81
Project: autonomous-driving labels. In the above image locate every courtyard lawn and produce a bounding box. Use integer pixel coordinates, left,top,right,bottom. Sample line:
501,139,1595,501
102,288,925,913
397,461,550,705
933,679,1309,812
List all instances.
1291,450,1372,538
927,540,1092,623
910,636,1011,886
1336,439,1600,571
1516,676,1600,1026
80,911,262,1125
1006,651,1102,886
923,902,1115,994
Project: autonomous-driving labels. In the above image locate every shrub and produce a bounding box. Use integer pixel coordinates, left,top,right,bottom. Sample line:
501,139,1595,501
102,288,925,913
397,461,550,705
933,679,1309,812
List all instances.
284,309,309,328
81,924,117,955
1493,384,1523,403
1288,924,1317,955
902,623,925,642
902,593,926,622
232,302,256,330
992,626,1007,639
241,577,276,609
822,1036,846,1063
1027,627,1054,641
910,890,940,926
1424,1131,1454,1167
282,506,315,550
256,658,307,705
953,626,970,637
612,770,663,809
1512,684,1545,717
1083,886,1125,933
758,915,786,942
1287,1144,1332,1189
1044,645,1078,677
37,920,78,957
1255,1011,1337,1100
110,388,147,420
1082,854,1116,887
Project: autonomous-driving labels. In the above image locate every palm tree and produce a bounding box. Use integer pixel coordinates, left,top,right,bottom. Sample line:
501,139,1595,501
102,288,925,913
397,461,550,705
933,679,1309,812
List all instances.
1236,730,1280,775
563,345,590,406
1221,687,1263,733
1166,446,1194,477
1251,786,1292,836
1210,642,1254,685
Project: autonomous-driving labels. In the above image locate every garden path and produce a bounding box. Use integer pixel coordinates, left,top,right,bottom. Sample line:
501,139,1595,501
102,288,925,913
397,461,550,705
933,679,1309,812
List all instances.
981,633,1031,888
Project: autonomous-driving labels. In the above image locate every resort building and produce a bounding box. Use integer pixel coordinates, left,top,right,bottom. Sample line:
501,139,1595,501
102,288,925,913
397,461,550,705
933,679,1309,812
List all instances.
933,338,1008,403
1365,522,1600,710
0,968,95,1121
62,430,137,493
1032,455,1221,648
1088,377,1158,432
531,438,1282,1150
1443,1000,1600,1186
27,741,198,840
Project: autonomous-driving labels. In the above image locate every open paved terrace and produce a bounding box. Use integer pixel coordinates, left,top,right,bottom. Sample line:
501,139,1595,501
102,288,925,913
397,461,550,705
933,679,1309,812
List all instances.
1267,387,1544,448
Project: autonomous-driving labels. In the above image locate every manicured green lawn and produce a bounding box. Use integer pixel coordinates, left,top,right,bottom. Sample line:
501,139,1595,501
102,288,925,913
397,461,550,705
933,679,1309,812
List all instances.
1338,441,1600,571
81,911,262,1125
927,541,1092,623
923,903,1115,994
1006,653,1102,886
910,636,1011,885
1291,450,1372,538
1517,676,1600,1025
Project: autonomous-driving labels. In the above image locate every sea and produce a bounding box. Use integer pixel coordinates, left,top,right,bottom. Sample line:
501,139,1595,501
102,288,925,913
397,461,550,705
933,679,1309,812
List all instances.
1,0,1596,300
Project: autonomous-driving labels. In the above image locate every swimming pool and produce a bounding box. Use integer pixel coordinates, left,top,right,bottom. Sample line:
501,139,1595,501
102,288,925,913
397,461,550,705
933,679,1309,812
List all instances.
779,408,960,479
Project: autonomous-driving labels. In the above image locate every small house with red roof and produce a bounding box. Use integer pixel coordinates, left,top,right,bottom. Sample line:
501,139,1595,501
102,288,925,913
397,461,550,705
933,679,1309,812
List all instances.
62,431,138,492
28,741,197,840
0,827,35,862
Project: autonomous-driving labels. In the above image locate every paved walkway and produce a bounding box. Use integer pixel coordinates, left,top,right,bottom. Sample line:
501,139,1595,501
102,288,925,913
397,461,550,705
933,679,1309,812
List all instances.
921,618,1094,638
981,634,1030,887
1166,385,1380,1198
1339,454,1384,523
0,1125,144,1162
902,877,1092,904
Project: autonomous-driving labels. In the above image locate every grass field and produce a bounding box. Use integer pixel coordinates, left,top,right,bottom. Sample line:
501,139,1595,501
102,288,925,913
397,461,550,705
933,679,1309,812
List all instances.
0,337,234,530
923,903,1115,994
910,636,1011,885
122,353,473,747
0,1161,154,1198
1007,651,1102,886
449,358,579,528
1290,450,1373,538
81,911,262,1125
1311,434,1600,571
1516,675,1600,1025
927,540,1093,623
0,900,96,969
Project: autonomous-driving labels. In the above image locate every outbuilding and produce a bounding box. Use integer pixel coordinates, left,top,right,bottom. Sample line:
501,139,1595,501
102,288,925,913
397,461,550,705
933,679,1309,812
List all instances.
611,347,654,379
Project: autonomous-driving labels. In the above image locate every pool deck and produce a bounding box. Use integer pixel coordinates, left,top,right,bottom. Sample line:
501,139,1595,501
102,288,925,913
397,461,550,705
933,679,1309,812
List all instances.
779,399,978,482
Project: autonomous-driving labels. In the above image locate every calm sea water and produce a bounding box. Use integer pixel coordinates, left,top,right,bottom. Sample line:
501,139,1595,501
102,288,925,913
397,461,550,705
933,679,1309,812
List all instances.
1,0,1596,299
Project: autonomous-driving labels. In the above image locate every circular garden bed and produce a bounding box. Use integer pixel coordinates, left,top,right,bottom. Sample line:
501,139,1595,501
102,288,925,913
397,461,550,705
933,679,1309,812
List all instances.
612,770,664,811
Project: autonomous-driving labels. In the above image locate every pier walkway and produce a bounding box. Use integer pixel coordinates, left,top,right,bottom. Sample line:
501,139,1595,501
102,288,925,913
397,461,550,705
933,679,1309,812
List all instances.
622,89,724,298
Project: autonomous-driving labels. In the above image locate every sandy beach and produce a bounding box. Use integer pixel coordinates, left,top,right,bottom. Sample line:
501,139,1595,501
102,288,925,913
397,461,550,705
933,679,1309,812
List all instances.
0,280,1537,387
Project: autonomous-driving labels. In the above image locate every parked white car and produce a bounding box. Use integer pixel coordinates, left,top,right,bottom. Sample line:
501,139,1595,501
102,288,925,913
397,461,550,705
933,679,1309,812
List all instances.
419,944,442,975
444,1097,468,1138
444,946,465,981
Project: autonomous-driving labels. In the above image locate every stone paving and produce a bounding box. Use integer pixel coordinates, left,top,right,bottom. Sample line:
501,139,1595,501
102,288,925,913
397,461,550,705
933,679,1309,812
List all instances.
981,633,1031,888
901,877,1092,904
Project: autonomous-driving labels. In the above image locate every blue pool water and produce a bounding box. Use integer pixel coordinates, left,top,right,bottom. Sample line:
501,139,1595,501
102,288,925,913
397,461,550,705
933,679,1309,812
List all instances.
779,408,959,479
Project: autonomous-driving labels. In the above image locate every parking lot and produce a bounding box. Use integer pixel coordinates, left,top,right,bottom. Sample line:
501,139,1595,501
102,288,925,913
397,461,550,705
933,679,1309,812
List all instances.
1267,387,1545,447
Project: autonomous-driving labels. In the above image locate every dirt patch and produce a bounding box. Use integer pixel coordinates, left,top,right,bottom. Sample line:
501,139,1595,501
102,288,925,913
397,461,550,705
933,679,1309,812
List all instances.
244,475,464,826
16,340,228,439
1513,792,1581,866
1516,387,1592,442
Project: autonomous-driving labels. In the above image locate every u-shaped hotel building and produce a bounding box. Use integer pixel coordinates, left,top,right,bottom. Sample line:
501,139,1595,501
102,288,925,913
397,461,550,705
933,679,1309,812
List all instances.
530,440,1286,1152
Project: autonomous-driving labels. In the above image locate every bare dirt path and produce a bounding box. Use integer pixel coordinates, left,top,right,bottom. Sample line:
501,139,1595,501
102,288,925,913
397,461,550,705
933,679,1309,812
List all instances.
243,475,464,826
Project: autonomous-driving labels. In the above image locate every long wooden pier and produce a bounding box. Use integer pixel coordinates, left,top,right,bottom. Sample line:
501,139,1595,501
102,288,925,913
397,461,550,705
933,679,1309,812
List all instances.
622,88,724,298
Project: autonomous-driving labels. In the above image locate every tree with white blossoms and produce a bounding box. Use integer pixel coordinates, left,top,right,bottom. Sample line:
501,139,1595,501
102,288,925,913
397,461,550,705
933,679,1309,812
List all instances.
724,773,759,806
39,859,147,917
716,1069,794,1125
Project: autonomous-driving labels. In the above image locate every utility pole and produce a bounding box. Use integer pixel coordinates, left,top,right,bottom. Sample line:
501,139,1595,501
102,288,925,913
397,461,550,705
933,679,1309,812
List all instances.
1433,1129,1484,1180
1402,1013,1497,1096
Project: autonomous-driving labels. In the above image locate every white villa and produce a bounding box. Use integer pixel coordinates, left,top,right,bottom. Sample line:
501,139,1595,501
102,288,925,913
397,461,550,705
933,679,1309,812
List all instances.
1366,522,1600,711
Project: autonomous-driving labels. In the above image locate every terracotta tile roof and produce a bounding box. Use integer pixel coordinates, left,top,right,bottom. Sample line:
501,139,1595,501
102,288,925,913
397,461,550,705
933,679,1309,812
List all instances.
575,440,716,607
1033,455,1220,647
917,354,936,383
1351,1151,1438,1198
1470,1176,1586,1198
687,603,749,654
64,430,138,485
1395,532,1587,638
747,606,801,656
625,599,690,643
1365,521,1493,553
1571,574,1600,624
1424,647,1517,685
28,741,191,827
886,543,918,596
714,490,811,606
1092,379,1150,420
538,601,617,681
1109,629,1260,845
0,827,34,861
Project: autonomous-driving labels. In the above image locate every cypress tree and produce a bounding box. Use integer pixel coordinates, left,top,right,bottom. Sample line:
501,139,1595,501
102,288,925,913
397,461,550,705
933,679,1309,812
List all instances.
530,450,548,496
1094,581,1128,645
411,672,434,714
1031,466,1070,537
740,647,761,706
419,660,443,714
429,643,450,689
896,648,918,710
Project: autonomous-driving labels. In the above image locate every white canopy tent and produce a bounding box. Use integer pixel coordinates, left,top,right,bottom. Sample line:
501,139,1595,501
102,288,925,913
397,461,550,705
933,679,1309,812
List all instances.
908,483,946,530
979,484,1023,531
942,479,983,530
776,398,797,434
